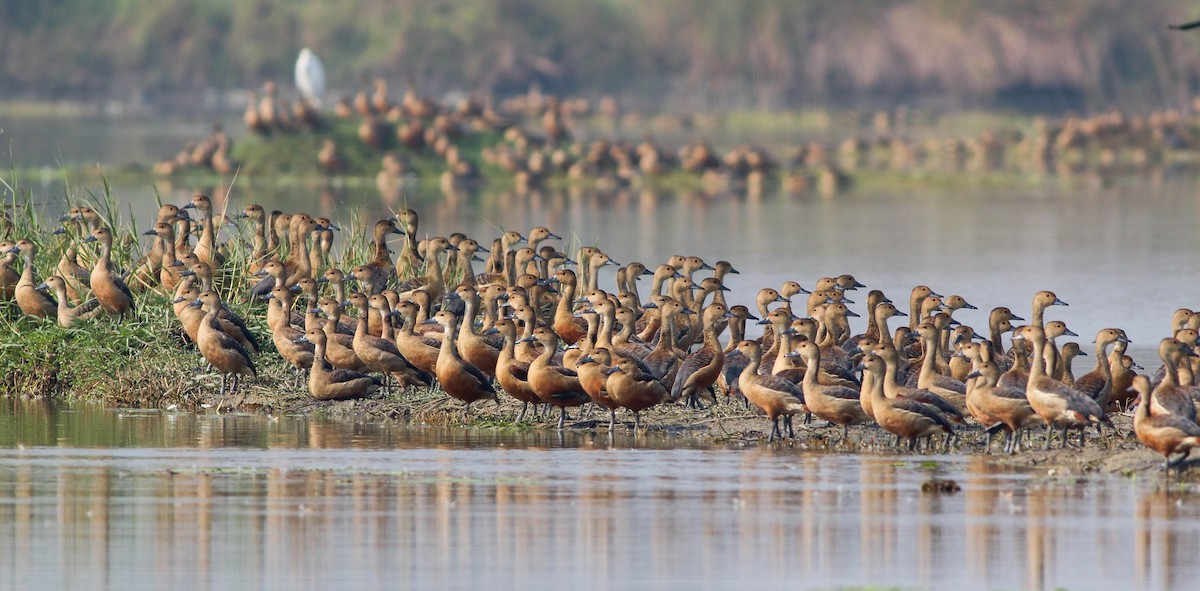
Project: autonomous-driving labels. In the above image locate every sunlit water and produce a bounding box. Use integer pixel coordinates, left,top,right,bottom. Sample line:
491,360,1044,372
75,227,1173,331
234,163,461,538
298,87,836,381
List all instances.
0,400,1198,590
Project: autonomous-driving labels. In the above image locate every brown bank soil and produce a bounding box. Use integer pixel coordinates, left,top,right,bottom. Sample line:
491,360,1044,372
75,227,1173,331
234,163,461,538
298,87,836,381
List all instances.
16,368,1191,486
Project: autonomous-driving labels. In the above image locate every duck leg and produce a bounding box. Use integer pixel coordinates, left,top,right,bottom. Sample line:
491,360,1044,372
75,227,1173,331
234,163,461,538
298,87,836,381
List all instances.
1043,424,1054,450
462,402,472,421
608,409,616,432
219,373,228,398
1168,450,1191,469
785,415,796,439
768,417,779,442
1059,424,1070,449
634,411,642,432
557,407,567,430
516,402,528,422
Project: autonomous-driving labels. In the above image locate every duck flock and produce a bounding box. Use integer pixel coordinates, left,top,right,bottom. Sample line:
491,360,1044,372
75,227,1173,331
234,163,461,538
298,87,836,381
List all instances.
2,196,1199,471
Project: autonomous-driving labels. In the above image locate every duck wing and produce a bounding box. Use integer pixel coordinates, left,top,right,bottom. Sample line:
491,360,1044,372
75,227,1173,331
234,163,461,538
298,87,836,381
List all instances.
891,397,954,431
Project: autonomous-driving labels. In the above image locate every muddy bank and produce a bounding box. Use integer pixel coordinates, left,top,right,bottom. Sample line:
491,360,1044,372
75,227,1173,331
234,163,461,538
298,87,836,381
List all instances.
44,372,1193,484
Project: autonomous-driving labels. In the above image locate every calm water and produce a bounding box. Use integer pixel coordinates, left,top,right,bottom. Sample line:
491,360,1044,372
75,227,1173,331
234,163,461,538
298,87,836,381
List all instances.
1,399,1198,591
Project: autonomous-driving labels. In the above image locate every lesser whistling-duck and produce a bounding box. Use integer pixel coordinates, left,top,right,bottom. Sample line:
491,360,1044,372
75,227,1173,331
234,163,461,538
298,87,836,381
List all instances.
36,275,101,328
1013,325,1112,449
1149,338,1199,423
494,318,541,421
14,240,57,317
347,292,430,393
432,310,498,417
859,353,955,451
736,340,806,442
670,303,730,409
296,328,380,400
603,356,669,432
1132,375,1200,471
192,291,256,397
266,286,314,377
1069,328,1128,407
521,326,591,429
84,227,135,319
0,242,20,300
791,340,871,443
966,360,1039,453
1059,342,1084,385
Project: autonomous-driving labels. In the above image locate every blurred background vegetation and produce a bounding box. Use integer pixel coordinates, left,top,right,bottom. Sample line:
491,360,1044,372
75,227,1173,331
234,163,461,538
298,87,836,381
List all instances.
4,0,1200,113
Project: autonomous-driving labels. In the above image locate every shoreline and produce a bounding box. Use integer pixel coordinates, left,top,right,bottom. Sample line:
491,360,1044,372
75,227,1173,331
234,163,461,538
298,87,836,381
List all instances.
6,380,1195,485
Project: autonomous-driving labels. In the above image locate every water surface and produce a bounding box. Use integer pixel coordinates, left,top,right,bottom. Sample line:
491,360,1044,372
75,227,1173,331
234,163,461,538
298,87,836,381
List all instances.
1,400,1198,590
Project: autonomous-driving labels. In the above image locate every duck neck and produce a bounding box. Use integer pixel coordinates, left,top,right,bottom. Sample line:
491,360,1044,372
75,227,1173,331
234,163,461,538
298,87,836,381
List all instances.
865,304,881,339
198,211,215,256
459,299,480,341
596,310,616,350
627,278,643,309
989,321,1006,359
97,237,113,272
908,295,923,329
772,334,794,374
651,274,667,298
20,252,35,283
1094,340,1112,382
740,351,762,383
1032,302,1047,328
614,314,635,345
426,248,445,289
534,336,556,366
881,356,902,396
440,319,460,355
818,314,837,348
311,342,328,376
498,332,517,363
481,297,499,331
701,319,721,352
801,350,821,390
1158,350,1179,386
729,317,746,345
877,312,894,347
867,369,887,406
1027,338,1047,380
352,307,367,338
656,312,677,352
378,311,395,340
460,251,477,283
323,309,341,336
1135,389,1151,422
919,335,939,380
52,285,70,315
252,218,267,262
556,278,577,319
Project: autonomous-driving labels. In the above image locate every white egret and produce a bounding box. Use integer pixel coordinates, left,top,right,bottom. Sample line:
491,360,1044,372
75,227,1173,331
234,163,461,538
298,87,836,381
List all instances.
295,48,325,108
